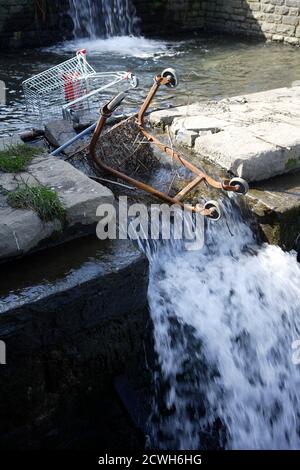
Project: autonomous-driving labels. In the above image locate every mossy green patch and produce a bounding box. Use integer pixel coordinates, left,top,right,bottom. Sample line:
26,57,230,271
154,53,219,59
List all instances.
7,183,65,222
0,144,42,173
285,158,298,170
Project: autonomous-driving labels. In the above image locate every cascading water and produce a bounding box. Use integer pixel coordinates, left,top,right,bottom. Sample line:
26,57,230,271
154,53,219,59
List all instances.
68,0,139,38
139,199,300,450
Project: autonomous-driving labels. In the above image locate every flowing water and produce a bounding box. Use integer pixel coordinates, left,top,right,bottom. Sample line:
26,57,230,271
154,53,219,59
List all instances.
68,0,139,38
137,199,300,450
2,34,300,136
1,5,300,448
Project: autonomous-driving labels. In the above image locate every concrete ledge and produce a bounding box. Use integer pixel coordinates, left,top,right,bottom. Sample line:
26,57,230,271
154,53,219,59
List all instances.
169,143,300,251
0,237,149,448
150,86,300,182
0,154,114,263
194,122,300,181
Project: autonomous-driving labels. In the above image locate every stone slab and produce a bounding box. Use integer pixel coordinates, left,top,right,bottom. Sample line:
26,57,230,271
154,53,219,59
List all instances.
0,154,114,262
172,115,230,134
175,129,199,148
149,86,300,181
194,122,300,181
0,205,61,261
149,103,205,127
44,119,82,155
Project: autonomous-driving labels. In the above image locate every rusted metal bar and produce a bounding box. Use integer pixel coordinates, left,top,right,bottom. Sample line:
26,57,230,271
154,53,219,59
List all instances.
138,126,235,191
136,74,239,194
175,176,204,201
90,108,212,216
90,103,211,215
137,75,169,127
89,70,248,219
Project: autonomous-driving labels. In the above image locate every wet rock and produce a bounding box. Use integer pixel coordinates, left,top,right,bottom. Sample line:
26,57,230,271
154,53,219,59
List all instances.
44,119,82,155
295,234,300,262
20,129,44,142
0,135,23,150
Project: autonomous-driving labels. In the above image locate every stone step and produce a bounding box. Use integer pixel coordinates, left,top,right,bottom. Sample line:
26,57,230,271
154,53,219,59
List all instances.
0,154,114,263
150,86,300,183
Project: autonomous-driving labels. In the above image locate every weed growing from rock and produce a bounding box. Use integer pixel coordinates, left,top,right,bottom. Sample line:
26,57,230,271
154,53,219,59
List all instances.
7,183,65,222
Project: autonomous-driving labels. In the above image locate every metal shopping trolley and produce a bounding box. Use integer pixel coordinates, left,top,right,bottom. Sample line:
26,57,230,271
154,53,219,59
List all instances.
90,68,249,220
22,49,138,124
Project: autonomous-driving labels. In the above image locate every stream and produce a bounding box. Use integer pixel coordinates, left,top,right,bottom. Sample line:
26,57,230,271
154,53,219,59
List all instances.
2,33,300,136
1,0,300,451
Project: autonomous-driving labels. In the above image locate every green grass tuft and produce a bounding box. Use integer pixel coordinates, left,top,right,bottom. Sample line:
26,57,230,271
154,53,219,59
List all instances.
7,183,65,222
0,144,42,173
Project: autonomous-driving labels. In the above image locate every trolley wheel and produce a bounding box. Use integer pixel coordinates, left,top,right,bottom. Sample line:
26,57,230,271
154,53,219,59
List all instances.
204,200,221,221
229,177,249,195
161,68,178,88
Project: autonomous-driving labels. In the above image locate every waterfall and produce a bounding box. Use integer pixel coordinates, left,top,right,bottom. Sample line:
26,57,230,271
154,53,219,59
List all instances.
68,0,140,39
140,198,300,449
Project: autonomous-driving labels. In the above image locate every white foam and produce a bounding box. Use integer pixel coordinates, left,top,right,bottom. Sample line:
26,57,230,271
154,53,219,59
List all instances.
47,36,176,59
145,200,300,449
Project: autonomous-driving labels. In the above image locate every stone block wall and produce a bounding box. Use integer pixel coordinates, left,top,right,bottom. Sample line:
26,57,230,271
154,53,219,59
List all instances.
0,0,72,48
1,0,300,48
203,0,300,45
134,0,205,35
135,0,300,44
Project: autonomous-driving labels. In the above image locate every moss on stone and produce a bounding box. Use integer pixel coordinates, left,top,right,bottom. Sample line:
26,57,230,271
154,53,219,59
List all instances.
285,158,298,170
0,144,42,173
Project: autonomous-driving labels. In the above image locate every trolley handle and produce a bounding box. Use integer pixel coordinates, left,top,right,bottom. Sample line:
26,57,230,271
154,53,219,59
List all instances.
107,92,127,112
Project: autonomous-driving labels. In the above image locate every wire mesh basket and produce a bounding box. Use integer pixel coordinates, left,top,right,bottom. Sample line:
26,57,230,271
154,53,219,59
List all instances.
22,50,134,124
70,117,159,184
95,117,159,177
61,70,133,122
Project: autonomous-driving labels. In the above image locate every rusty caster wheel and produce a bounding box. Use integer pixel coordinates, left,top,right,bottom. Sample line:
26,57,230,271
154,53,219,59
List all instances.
204,200,222,221
161,68,179,88
229,177,249,195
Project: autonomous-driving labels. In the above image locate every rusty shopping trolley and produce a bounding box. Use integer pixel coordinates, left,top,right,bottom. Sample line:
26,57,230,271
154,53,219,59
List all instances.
90,68,249,220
